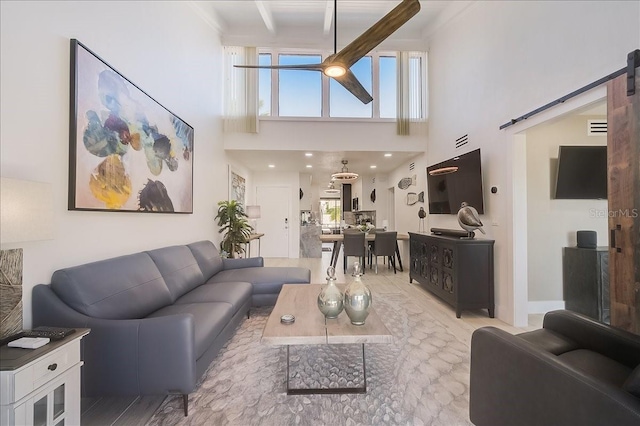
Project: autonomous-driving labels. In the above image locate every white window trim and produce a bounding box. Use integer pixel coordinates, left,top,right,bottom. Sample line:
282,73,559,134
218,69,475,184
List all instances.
258,48,399,122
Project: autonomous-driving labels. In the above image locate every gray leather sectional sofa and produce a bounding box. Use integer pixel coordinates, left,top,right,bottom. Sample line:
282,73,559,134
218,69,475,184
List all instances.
470,310,640,426
32,240,310,415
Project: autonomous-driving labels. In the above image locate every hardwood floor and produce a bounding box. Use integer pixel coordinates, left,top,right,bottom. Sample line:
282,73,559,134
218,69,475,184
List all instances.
81,252,542,425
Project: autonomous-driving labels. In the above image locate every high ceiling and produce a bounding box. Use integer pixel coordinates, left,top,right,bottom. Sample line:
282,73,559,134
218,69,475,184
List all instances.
197,1,473,184
196,1,473,49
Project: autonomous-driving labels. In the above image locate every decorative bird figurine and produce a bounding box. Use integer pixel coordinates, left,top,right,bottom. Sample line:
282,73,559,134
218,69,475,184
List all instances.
457,202,485,238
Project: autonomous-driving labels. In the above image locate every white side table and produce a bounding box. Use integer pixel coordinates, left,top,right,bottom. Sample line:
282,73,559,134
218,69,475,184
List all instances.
1,329,90,426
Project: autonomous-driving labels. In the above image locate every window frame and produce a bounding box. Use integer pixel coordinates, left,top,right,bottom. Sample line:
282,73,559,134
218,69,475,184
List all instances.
258,48,398,122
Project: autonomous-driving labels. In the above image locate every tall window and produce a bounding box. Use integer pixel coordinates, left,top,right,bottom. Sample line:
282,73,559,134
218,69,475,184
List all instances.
258,53,271,116
379,56,397,119
278,54,322,117
257,49,413,120
330,57,372,118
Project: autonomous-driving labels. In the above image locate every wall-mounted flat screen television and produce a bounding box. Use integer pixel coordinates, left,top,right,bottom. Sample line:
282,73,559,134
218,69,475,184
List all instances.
554,145,607,199
426,148,485,214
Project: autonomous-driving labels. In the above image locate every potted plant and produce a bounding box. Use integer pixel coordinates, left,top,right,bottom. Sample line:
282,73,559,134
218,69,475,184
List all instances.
215,200,253,258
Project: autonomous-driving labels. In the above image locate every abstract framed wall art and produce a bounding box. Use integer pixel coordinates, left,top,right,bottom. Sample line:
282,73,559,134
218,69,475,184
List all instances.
69,39,194,213
228,166,246,209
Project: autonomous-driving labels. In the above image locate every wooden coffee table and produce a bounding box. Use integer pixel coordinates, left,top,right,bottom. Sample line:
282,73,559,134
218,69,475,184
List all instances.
262,284,393,395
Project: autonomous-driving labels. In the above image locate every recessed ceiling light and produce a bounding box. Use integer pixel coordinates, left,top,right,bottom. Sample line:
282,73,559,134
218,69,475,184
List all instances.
370,165,377,169
268,164,275,168
384,153,392,157
305,153,313,157
306,165,312,168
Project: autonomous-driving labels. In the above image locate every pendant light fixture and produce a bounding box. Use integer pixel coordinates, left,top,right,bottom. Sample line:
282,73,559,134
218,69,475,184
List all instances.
325,182,341,194
331,160,359,182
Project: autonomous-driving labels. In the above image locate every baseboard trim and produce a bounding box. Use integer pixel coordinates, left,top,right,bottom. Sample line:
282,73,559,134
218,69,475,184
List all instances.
528,300,565,314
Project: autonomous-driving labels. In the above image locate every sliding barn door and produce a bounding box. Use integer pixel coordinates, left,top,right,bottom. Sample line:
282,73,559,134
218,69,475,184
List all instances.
607,64,640,334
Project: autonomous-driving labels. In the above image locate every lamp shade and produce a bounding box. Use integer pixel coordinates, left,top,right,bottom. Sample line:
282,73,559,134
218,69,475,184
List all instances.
246,205,261,219
1,177,54,244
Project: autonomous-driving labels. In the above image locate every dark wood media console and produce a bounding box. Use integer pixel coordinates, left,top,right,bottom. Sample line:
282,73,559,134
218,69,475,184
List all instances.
409,232,495,318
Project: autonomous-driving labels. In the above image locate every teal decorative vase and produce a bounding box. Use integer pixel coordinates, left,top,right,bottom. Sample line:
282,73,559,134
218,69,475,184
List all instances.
344,262,372,325
318,266,344,319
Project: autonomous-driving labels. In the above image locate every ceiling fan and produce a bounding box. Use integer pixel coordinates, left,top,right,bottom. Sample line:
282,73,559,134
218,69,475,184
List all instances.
234,0,421,104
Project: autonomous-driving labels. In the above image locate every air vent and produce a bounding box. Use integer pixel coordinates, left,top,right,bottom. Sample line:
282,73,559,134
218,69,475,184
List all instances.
409,162,415,171
456,134,469,149
588,120,607,136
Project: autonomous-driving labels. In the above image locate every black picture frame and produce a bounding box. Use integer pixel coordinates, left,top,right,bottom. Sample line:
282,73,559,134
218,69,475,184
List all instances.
69,39,194,213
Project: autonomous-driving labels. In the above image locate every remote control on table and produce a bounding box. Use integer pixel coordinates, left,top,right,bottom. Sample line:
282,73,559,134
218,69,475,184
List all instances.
22,326,76,341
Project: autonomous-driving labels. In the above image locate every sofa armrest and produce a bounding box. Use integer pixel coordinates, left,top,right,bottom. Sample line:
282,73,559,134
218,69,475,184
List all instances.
32,285,197,396
223,256,264,270
470,326,640,426
543,310,640,368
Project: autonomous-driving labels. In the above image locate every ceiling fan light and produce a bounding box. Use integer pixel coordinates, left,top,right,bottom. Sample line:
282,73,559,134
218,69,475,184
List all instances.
331,160,359,182
324,65,346,77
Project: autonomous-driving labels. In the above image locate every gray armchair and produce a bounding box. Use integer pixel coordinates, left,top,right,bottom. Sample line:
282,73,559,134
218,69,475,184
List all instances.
470,310,640,426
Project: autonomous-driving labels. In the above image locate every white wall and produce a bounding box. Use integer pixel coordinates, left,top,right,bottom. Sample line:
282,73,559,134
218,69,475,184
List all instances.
225,120,425,153
526,114,608,303
426,0,639,324
0,1,225,327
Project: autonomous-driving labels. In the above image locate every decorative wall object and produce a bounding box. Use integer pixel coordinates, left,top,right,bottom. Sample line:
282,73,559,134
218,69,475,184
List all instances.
370,189,376,203
397,175,417,189
228,166,246,208
69,39,194,213
406,191,424,205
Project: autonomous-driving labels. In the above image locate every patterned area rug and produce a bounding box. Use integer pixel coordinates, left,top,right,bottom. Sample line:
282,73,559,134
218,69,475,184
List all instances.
147,284,472,426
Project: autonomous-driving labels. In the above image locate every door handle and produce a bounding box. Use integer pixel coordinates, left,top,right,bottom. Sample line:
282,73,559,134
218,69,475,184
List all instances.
610,224,622,253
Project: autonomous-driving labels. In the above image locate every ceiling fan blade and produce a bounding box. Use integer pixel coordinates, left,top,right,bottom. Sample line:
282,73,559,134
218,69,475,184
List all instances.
334,0,421,68
234,64,324,71
333,69,373,104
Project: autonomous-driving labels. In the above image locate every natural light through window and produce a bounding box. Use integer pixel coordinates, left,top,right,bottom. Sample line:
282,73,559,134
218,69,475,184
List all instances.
379,56,397,119
278,54,322,117
255,49,425,121
329,57,372,118
258,53,271,116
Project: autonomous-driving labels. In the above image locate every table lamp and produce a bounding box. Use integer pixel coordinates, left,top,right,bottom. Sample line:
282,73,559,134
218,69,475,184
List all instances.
245,205,261,232
0,177,54,339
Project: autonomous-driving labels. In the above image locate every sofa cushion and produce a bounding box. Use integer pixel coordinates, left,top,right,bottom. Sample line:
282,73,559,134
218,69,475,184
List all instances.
624,364,640,397
146,302,234,359
187,241,224,281
175,282,252,314
557,349,633,388
146,245,204,301
517,329,579,355
207,267,310,294
51,253,172,319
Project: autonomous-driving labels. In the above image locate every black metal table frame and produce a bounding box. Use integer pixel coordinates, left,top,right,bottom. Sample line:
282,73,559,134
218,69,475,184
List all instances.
285,343,367,395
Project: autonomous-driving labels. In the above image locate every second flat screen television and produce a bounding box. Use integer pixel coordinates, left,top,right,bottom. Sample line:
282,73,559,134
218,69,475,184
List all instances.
426,148,485,214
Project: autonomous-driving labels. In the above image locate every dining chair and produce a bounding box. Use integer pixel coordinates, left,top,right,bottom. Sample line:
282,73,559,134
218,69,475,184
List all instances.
343,231,366,274
367,228,387,265
368,231,397,274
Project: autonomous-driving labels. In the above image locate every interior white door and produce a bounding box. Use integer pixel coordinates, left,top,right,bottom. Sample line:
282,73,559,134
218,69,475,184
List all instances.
256,186,290,258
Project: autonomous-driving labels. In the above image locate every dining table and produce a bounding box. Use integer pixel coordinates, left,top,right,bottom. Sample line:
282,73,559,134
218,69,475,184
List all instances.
319,232,409,271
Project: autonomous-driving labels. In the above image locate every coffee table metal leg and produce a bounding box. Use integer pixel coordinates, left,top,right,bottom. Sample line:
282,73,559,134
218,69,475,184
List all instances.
286,344,367,395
